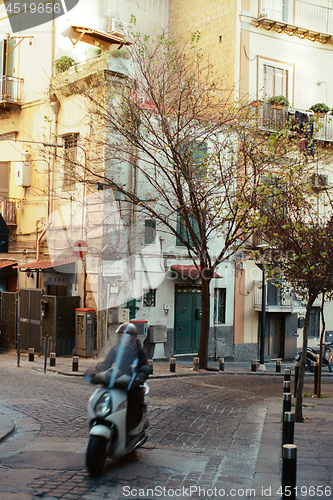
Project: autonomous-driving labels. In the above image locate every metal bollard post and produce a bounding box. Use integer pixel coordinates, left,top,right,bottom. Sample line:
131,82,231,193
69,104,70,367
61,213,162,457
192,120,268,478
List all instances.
147,359,153,374
17,334,21,367
193,357,199,371
282,412,295,446
284,367,291,382
282,444,297,500
251,359,257,372
219,357,225,372
50,352,56,367
170,358,176,373
283,393,292,416
72,356,79,372
294,362,299,398
313,361,319,396
28,347,34,362
44,335,49,374
283,380,291,394
276,360,281,373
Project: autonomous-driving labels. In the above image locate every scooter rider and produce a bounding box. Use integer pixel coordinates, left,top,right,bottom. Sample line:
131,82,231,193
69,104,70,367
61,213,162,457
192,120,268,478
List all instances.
85,322,149,435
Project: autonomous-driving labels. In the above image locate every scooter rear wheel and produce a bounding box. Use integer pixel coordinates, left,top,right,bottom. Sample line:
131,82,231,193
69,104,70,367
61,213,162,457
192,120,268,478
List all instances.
86,435,107,476
329,360,333,372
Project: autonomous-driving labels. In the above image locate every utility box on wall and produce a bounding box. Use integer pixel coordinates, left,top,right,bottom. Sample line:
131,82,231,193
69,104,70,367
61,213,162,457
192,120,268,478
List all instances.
15,153,31,187
109,307,129,324
75,308,95,357
130,319,148,343
149,325,167,343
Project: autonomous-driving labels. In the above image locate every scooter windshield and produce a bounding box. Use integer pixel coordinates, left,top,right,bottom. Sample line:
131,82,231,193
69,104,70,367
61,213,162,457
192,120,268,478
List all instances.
109,333,139,389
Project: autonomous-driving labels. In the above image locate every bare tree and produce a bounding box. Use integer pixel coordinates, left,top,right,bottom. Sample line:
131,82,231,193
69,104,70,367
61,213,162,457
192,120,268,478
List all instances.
50,31,288,368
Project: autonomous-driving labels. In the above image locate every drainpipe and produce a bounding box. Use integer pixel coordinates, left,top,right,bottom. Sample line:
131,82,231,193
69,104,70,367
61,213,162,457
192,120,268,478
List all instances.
36,223,51,261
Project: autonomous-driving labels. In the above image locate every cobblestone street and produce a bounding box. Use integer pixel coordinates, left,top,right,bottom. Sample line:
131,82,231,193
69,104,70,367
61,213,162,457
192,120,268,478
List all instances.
0,356,332,499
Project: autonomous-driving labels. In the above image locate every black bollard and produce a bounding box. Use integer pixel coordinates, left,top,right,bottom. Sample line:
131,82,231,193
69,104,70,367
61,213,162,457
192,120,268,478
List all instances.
28,347,34,362
50,352,56,367
147,359,153,374
17,334,21,367
282,412,295,446
193,357,199,371
294,362,299,398
313,362,319,396
283,380,291,393
72,356,79,372
170,358,176,373
251,359,257,372
284,367,291,382
276,360,281,373
283,393,292,416
282,444,297,500
219,357,225,372
44,335,49,374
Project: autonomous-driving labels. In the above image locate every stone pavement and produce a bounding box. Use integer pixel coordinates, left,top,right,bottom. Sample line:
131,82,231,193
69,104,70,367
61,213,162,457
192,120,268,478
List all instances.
0,351,332,499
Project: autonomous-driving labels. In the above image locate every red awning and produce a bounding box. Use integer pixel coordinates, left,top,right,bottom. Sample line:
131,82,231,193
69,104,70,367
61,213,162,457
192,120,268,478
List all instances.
16,260,75,271
0,260,17,269
171,264,222,279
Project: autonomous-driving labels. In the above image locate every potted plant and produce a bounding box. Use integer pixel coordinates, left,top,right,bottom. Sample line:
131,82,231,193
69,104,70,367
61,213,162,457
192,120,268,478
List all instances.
268,95,290,108
250,99,263,107
54,55,75,74
309,103,330,117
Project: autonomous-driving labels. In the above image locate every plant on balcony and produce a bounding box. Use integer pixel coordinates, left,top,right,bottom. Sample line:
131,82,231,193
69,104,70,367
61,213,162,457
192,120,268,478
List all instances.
268,95,290,108
309,102,330,117
250,99,263,107
54,56,75,74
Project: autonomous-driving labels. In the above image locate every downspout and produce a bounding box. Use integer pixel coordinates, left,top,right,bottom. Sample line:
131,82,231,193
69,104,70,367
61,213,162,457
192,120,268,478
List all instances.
37,223,51,261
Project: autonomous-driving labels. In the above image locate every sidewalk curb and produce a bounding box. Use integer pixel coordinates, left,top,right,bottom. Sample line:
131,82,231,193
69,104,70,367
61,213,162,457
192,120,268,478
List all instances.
0,414,15,443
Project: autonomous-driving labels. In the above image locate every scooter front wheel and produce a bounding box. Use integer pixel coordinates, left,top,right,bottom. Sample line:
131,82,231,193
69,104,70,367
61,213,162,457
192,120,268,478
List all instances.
329,359,333,372
86,435,108,476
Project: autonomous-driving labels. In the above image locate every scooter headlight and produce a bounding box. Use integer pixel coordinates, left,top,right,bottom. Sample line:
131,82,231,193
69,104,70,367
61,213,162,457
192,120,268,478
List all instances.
94,392,112,418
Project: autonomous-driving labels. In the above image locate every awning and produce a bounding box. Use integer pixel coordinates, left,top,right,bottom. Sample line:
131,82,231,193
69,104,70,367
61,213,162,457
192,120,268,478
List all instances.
16,260,75,272
64,26,131,49
171,264,222,279
0,260,17,269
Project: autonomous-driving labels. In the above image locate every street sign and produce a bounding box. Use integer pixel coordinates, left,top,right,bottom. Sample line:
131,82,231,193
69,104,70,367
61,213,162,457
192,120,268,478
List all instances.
73,240,88,259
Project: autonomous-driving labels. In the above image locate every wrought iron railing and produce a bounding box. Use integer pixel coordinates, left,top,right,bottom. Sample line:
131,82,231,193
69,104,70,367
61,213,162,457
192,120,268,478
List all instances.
0,76,23,104
260,0,333,35
254,103,333,142
0,199,16,224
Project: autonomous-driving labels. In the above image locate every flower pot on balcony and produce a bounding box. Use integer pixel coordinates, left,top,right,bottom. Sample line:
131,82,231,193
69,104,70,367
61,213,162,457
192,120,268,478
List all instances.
250,100,263,107
268,95,290,108
309,103,330,117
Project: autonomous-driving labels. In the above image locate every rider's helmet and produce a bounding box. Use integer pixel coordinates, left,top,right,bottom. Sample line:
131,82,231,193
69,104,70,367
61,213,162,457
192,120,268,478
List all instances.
116,322,138,336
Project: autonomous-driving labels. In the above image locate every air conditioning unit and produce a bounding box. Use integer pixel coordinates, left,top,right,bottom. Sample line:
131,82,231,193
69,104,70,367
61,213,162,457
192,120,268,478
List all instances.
149,325,167,343
107,18,126,36
15,154,31,187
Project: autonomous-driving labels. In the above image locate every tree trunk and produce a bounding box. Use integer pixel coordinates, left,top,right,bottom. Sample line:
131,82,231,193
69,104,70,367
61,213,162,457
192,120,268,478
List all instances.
295,293,316,422
198,276,211,369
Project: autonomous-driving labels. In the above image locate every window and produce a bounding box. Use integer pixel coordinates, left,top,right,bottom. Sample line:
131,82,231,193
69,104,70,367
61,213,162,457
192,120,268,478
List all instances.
0,37,15,101
258,57,293,105
62,134,78,191
263,64,288,100
176,212,200,247
214,288,226,324
143,289,156,307
145,220,156,244
0,162,9,199
181,140,208,178
308,307,320,338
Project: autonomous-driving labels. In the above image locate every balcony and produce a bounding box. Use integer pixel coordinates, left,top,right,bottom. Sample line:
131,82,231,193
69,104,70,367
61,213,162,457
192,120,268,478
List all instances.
253,280,300,312
0,76,23,108
0,199,17,225
257,0,333,44
254,102,333,143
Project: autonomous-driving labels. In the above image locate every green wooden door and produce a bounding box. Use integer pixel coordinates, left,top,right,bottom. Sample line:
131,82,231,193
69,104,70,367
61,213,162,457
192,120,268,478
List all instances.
174,286,201,354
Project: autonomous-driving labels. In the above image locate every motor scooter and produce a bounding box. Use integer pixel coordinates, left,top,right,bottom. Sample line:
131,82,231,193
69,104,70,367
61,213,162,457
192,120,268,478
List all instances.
295,343,333,372
85,333,152,476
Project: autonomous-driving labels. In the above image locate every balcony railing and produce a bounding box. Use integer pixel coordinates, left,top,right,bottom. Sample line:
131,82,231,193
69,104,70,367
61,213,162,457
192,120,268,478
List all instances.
254,103,333,142
0,199,17,225
259,0,333,42
0,76,23,105
253,280,299,312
